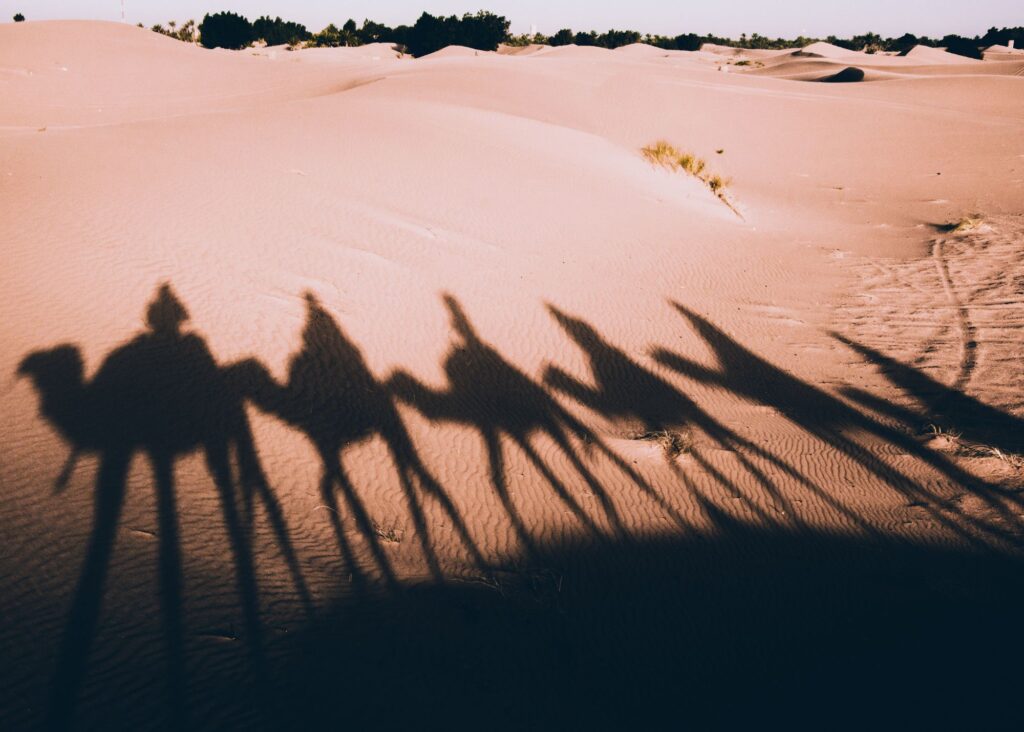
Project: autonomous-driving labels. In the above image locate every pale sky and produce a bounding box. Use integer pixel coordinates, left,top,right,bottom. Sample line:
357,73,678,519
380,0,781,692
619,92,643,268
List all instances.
2,1,1019,38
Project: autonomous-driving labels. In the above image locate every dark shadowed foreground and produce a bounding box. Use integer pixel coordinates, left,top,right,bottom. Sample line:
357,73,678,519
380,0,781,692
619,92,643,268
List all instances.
270,531,1024,731
25,529,1024,731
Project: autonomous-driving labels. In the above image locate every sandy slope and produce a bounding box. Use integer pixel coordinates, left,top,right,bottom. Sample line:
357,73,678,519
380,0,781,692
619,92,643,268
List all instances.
1,20,1023,730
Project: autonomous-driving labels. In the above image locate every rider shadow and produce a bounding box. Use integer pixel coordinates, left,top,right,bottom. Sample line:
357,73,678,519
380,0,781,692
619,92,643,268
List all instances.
651,301,1023,547
543,305,830,531
231,292,487,587
387,294,629,558
831,331,1024,457
18,284,308,730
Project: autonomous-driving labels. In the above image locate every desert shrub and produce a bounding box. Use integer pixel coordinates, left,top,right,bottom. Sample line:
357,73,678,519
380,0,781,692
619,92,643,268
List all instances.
404,11,509,57
574,31,598,46
641,141,684,170
641,141,738,215
706,174,730,194
596,29,641,48
151,19,197,43
890,33,919,55
405,12,454,56
673,33,703,51
309,24,342,47
14,12,25,22
505,32,549,47
199,11,254,50
550,29,574,46
457,11,511,50
253,16,311,46
979,26,1024,48
357,20,394,44
942,35,982,59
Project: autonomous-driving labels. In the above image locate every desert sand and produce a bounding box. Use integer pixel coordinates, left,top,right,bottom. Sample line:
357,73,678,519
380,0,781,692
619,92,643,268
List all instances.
2,20,1023,730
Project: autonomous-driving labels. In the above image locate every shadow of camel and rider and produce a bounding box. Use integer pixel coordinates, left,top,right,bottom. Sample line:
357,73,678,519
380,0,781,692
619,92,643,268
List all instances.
543,304,853,534
17,284,310,730
387,294,651,557
651,301,1024,547
230,292,488,586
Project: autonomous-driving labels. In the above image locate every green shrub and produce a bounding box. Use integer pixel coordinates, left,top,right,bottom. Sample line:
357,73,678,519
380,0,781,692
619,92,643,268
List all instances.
199,11,254,50
253,16,311,46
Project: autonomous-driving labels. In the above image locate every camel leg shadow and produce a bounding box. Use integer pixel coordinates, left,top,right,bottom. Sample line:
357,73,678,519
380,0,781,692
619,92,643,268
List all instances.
48,450,130,731
151,450,187,730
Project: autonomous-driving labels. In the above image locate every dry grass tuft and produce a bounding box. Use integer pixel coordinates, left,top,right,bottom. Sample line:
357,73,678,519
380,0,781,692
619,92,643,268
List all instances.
925,424,1023,469
373,523,404,544
937,214,984,235
641,140,685,170
706,174,731,194
634,429,693,460
641,141,741,217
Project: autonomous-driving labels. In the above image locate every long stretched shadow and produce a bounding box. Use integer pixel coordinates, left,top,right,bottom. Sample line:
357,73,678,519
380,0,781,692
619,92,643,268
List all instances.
651,302,1023,547
18,284,306,730
831,331,1024,456
544,305,838,532
388,294,630,556
231,292,487,585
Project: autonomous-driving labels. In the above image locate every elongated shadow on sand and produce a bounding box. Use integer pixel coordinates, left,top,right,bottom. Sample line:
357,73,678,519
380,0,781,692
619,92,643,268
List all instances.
260,527,1024,731
831,331,1024,457
651,302,1023,547
544,305,829,532
388,294,631,557
232,292,487,586
18,284,308,730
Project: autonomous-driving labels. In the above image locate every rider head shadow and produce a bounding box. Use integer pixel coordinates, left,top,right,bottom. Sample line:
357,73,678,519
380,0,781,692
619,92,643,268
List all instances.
231,291,487,587
388,294,630,558
18,283,304,730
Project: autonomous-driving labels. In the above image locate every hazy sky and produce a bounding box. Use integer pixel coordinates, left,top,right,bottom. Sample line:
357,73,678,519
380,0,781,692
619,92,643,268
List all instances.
2,1,1019,38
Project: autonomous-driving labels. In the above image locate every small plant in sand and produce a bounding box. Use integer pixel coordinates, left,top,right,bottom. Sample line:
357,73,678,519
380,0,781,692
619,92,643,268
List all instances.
641,140,741,217
925,424,1023,469
633,429,693,460
373,522,404,544
944,214,984,234
706,174,729,194
640,140,683,170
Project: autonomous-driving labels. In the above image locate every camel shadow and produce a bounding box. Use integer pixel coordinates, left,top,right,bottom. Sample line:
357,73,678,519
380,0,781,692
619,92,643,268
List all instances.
543,304,829,531
231,292,486,586
17,284,308,730
651,301,1023,547
388,294,629,557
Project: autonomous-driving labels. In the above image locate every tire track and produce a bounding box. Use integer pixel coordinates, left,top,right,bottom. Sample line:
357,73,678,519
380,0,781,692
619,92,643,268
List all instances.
932,236,977,393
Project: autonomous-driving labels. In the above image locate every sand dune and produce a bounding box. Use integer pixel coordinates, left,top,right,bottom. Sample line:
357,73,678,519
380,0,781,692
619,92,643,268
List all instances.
2,19,1023,730
984,43,1024,61
905,43,983,63
497,42,550,56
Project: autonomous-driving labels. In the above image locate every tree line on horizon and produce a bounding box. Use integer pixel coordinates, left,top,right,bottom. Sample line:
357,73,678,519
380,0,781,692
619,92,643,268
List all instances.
14,7,1015,59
